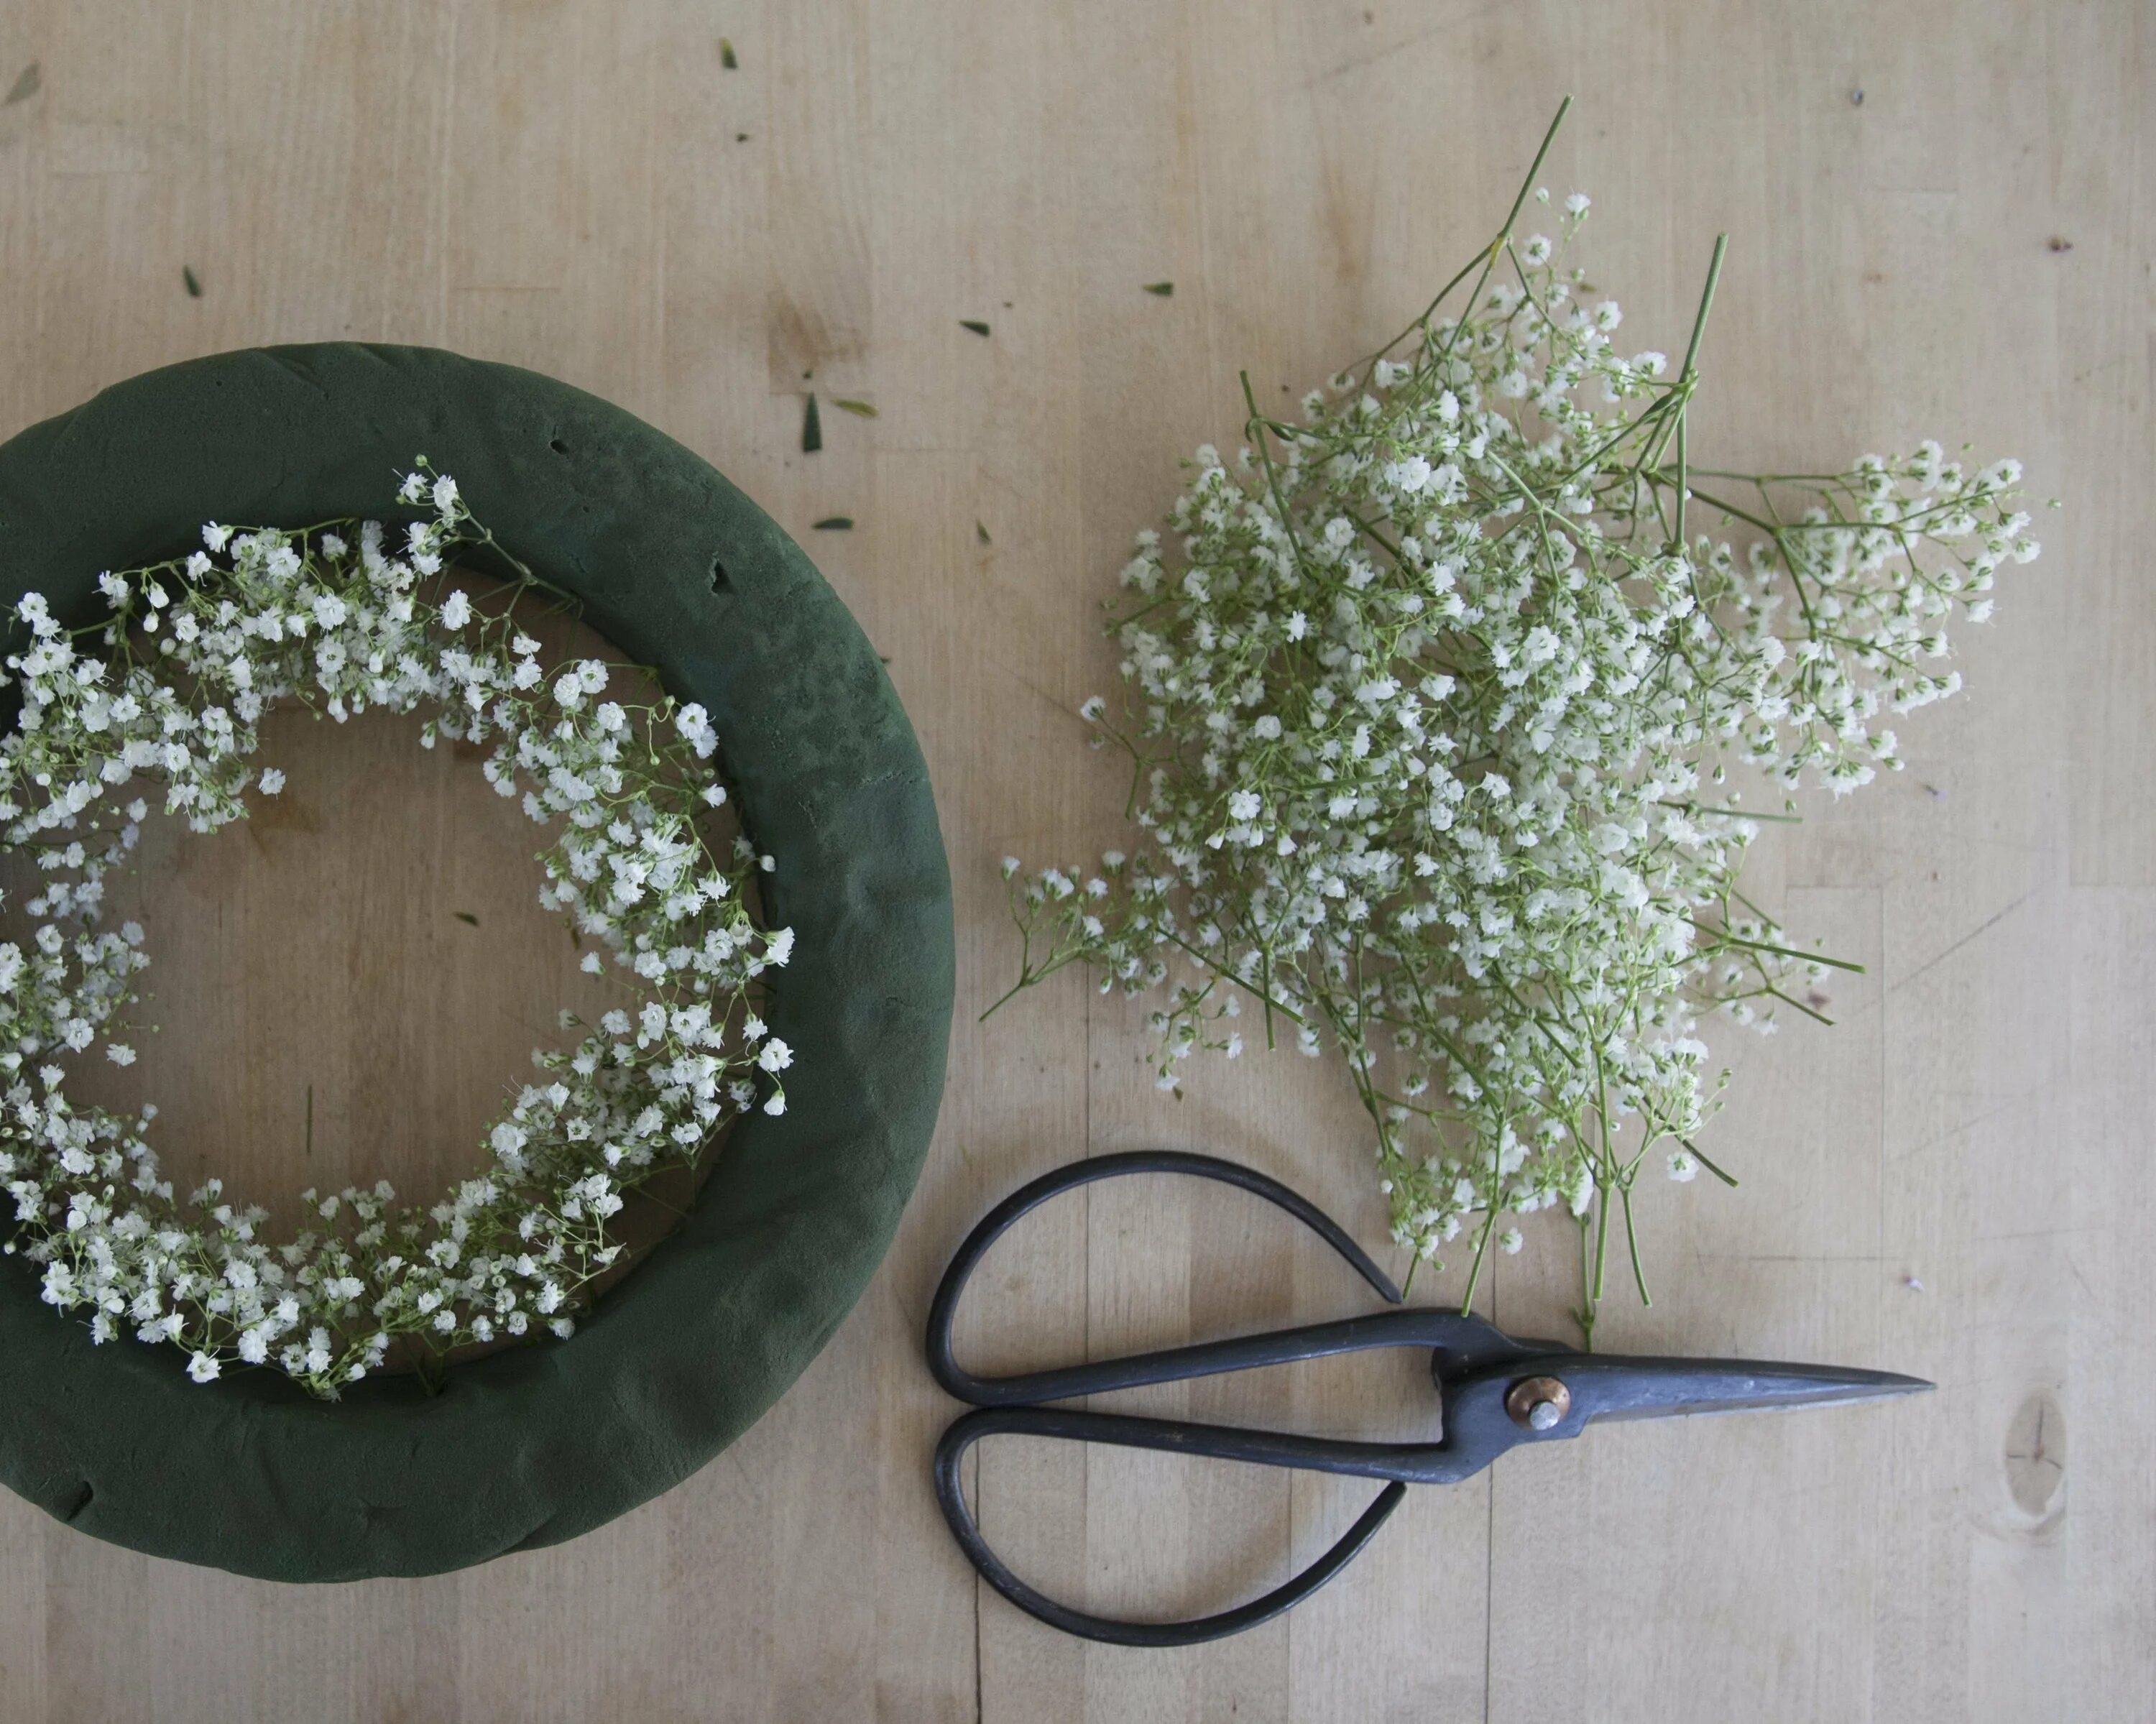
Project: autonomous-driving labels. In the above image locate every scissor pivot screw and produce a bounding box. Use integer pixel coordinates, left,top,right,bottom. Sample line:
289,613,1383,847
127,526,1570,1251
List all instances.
1506,1376,1572,1432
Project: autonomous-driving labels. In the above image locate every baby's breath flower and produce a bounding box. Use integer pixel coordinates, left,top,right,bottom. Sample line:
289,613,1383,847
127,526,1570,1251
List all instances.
1000,162,2040,1329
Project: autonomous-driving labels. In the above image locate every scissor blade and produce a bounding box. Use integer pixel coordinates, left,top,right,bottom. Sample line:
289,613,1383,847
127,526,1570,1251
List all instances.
1573,1355,1932,1426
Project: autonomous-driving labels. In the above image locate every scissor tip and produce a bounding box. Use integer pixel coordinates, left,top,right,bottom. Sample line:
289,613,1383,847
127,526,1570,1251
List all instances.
1580,1359,1939,1426
1803,1366,1935,1409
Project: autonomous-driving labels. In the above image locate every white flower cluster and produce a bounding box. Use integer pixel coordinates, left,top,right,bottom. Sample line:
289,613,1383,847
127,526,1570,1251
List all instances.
1007,188,2042,1326
0,463,793,1396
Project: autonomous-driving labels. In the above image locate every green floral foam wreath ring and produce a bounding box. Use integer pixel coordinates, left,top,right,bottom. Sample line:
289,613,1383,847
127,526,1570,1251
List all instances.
0,344,953,1580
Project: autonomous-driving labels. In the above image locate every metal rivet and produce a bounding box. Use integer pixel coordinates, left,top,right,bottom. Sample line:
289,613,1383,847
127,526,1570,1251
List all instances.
1506,1375,1572,1432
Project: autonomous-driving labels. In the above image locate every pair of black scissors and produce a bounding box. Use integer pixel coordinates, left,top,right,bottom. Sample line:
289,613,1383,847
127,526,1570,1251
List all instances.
927,1150,1930,1647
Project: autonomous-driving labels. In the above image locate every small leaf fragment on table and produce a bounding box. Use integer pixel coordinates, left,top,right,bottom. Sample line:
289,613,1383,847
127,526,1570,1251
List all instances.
1143,281,1174,297
719,37,738,68
4,63,38,105
814,517,853,531
802,392,822,453
831,397,877,418
976,521,991,545
960,319,990,337
453,911,479,926
183,267,203,298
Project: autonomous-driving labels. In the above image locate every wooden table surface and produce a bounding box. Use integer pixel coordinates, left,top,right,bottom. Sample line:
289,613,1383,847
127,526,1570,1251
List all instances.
0,2,2147,1719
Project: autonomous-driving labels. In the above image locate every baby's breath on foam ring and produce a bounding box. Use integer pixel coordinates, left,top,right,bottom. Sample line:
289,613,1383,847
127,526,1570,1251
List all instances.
0,464,793,1398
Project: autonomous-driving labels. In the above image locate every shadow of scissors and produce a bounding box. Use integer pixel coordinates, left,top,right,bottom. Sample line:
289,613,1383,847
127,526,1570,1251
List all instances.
927,1150,1930,1647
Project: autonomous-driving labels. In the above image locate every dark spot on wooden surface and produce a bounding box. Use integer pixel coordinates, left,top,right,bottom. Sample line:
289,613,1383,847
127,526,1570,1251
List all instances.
2004,1388,2067,1525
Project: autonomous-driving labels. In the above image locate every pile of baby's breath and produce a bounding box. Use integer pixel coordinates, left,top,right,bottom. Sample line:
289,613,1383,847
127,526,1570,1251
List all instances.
1001,102,2044,1333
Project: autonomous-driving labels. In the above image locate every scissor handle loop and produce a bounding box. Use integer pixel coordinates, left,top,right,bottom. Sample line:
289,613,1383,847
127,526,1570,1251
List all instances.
927,1150,1408,1406
933,1405,1409,1647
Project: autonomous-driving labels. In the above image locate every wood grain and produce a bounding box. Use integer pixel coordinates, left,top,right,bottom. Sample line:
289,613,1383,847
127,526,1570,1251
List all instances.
0,1,2147,1720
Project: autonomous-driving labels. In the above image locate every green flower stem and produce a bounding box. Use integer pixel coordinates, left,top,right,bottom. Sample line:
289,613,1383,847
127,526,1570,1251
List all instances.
1367,95,1572,378
1692,923,1865,973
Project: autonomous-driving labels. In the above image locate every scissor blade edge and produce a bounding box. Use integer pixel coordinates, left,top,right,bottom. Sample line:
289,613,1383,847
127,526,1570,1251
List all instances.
1586,1365,1933,1424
